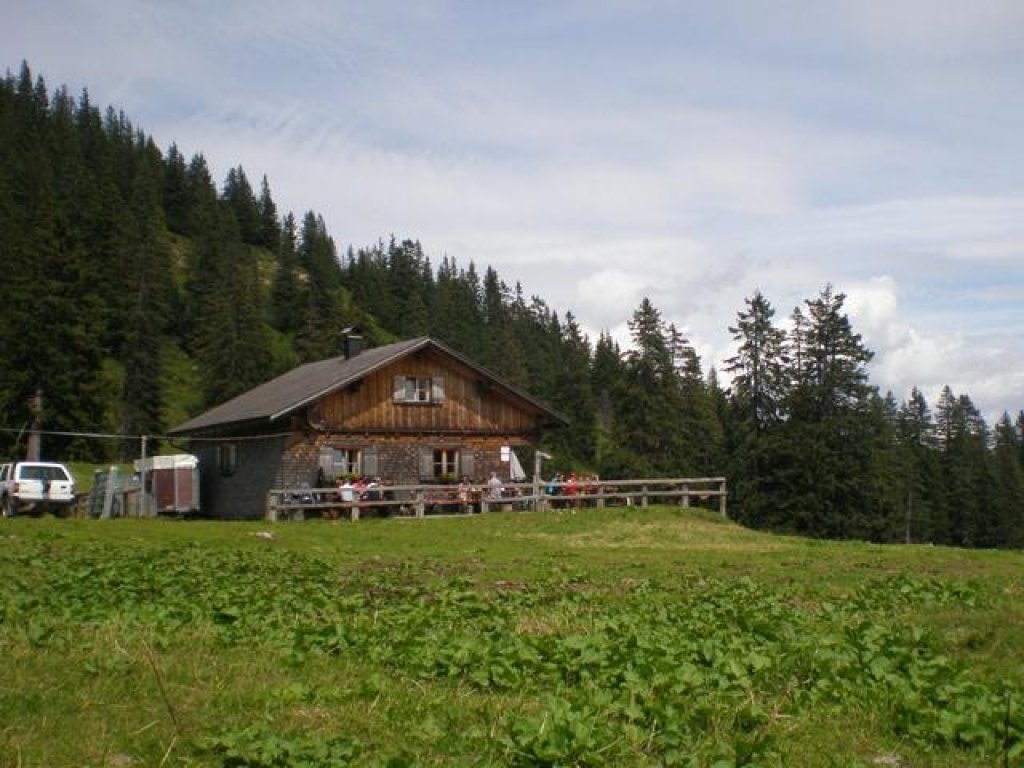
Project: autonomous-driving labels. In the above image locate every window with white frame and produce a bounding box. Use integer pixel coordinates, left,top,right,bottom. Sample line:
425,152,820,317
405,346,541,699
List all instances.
328,447,362,479
394,375,445,404
420,446,471,481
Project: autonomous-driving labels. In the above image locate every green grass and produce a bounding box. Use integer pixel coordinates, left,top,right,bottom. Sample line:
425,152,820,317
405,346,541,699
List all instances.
0,508,1021,767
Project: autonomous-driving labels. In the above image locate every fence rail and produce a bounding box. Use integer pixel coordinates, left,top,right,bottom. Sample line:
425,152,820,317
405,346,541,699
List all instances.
265,477,727,522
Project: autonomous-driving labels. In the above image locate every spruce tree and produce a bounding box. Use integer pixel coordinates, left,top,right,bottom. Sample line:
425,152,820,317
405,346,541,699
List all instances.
895,388,944,543
117,143,174,454
189,200,273,405
432,258,485,358
546,313,596,465
666,323,711,474
292,211,351,360
256,174,281,249
162,143,190,234
934,387,995,546
725,290,788,432
511,296,562,413
992,412,1024,547
270,213,302,333
222,166,261,245
386,239,431,338
778,285,877,538
612,298,687,477
724,290,788,525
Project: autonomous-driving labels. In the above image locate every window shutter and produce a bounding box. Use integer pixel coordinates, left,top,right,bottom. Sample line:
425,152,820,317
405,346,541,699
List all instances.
460,448,474,480
419,447,434,479
393,376,407,401
362,446,378,477
318,448,335,478
431,376,445,403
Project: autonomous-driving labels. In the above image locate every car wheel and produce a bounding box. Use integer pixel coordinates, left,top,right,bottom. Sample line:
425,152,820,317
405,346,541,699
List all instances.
2,496,14,518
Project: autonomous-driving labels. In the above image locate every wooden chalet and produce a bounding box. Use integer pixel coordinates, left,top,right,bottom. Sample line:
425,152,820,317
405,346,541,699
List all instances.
167,336,567,519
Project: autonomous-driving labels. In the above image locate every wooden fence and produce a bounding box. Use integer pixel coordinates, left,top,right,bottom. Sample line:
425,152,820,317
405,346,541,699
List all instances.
265,477,727,522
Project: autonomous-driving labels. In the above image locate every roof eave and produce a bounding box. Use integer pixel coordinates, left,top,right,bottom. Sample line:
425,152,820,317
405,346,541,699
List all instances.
167,415,280,438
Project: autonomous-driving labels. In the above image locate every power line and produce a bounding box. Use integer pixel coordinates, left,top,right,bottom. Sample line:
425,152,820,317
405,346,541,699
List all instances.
0,427,291,443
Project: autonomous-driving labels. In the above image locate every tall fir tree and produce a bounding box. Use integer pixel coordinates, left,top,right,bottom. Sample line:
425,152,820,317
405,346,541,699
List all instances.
189,200,273,405
591,331,630,476
117,139,174,454
612,298,688,476
935,389,998,546
991,412,1024,547
546,313,596,465
724,290,788,525
777,285,879,538
270,213,302,334
256,174,281,249
222,166,261,246
162,143,190,235
293,211,351,360
895,388,944,543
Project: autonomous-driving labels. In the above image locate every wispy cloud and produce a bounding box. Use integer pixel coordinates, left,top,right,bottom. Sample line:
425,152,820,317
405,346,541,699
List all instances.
5,0,1023,419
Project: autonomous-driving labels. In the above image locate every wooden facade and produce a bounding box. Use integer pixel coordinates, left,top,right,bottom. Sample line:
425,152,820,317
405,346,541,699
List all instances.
316,346,543,436
169,337,564,519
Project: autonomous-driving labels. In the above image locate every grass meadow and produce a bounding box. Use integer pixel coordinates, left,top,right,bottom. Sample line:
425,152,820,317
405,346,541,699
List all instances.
0,507,1021,767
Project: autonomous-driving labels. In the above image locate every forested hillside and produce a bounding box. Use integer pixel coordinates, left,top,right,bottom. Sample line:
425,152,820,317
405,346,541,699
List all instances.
1,63,1021,547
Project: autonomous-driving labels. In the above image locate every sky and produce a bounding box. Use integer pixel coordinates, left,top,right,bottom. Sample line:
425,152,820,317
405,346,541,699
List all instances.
6,0,1024,422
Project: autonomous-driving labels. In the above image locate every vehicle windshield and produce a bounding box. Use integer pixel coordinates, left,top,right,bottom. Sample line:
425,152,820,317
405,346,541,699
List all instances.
19,465,69,482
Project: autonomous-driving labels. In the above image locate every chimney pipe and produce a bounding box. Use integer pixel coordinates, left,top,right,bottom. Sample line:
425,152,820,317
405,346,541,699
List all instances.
341,328,363,359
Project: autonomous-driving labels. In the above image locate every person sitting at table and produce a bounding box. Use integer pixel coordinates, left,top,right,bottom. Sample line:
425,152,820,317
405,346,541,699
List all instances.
487,471,503,500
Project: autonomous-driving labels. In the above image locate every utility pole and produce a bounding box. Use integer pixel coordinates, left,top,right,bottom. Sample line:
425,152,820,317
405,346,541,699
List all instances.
25,387,42,461
140,435,148,516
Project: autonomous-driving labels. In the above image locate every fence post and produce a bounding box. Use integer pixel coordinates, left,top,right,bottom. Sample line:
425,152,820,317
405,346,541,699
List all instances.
265,491,278,522
681,482,690,508
414,490,425,518
641,484,648,508
719,479,727,518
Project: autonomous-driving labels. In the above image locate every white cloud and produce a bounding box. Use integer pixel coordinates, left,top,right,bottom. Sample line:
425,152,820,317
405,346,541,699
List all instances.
846,276,902,347
845,0,1024,57
4,1,1023,420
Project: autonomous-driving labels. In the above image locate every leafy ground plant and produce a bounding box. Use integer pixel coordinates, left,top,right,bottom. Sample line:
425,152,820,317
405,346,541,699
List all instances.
0,509,1021,766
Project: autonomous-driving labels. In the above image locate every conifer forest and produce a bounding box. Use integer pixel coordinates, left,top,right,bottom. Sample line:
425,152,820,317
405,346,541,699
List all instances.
2,64,1022,548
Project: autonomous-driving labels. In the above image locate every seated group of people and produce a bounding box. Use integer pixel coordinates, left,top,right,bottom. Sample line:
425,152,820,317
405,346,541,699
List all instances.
546,472,602,507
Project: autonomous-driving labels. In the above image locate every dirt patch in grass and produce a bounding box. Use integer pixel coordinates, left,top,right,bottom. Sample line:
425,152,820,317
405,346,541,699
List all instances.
521,518,794,553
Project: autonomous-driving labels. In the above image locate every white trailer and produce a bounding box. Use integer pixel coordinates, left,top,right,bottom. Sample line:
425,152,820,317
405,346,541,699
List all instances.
134,454,200,515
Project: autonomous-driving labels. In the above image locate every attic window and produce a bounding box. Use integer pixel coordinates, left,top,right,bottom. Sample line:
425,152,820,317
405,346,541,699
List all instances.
394,375,445,404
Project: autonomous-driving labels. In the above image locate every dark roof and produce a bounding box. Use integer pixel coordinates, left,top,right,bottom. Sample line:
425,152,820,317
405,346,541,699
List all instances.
168,336,566,435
